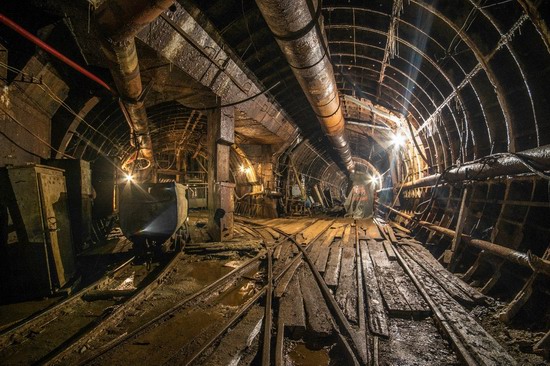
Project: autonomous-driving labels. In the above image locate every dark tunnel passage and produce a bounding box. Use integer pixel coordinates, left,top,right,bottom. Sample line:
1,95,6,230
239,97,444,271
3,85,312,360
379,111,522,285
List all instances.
0,0,549,365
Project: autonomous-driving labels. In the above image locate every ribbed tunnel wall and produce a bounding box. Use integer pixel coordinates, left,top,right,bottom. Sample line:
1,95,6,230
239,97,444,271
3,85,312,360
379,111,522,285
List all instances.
1,0,549,333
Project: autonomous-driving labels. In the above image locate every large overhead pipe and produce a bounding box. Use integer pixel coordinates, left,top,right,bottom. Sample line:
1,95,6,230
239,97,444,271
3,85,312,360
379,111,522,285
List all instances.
96,0,174,178
255,0,355,174
400,144,550,190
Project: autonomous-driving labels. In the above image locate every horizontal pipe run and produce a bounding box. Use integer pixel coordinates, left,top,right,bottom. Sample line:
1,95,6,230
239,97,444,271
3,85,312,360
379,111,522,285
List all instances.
379,203,550,277
400,144,550,190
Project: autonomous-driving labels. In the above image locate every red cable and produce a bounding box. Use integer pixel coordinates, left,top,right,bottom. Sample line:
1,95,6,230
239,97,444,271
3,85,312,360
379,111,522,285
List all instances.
0,13,115,95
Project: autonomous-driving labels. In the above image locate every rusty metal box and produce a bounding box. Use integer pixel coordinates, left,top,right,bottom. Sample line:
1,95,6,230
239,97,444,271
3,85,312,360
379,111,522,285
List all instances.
47,159,93,252
0,165,75,298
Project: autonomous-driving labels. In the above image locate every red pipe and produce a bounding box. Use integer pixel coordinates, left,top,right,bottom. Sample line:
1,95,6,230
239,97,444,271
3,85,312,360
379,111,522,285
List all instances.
0,13,115,94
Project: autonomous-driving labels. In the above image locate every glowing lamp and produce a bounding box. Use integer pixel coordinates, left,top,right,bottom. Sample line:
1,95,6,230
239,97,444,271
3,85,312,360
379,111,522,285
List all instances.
391,133,407,147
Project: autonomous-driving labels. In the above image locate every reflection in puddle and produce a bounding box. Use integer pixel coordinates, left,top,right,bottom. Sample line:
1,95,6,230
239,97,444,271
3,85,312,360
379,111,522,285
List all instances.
185,261,232,286
218,281,257,307
286,341,331,366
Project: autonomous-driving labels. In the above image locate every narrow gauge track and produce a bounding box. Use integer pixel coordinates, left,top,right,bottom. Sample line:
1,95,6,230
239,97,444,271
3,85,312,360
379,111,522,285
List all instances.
373,219,517,366
0,234,184,366
240,219,368,366
189,217,516,366
0,255,134,348
79,220,331,366
20,217,518,366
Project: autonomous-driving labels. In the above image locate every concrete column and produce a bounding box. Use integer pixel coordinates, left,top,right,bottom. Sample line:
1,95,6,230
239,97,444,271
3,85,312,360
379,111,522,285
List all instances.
207,106,235,241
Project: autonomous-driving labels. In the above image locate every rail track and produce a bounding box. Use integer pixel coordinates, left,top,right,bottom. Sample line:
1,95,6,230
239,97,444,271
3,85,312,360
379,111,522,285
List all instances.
1,216,520,365
75,219,331,365
0,233,184,366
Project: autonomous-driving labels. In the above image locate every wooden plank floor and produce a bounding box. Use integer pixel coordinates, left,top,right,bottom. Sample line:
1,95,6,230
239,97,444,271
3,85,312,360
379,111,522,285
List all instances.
245,216,518,365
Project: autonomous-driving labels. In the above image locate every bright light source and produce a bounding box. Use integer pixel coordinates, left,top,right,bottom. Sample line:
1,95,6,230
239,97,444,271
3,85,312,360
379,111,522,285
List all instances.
240,165,252,174
124,174,134,182
391,133,407,147
369,175,380,185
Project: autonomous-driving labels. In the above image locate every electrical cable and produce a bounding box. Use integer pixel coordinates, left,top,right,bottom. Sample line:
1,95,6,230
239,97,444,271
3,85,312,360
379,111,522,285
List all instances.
0,129,44,159
413,164,456,217
0,61,123,151
412,150,550,217
0,105,75,159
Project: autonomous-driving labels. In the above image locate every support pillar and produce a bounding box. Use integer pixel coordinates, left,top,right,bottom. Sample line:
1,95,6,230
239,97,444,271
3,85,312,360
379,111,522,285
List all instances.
207,106,235,241
447,186,471,270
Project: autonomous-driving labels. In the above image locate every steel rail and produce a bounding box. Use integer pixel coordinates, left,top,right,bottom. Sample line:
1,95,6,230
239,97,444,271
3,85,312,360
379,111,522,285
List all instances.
0,255,135,348
43,250,182,366
152,222,328,365
374,221,479,365
76,250,267,365
240,218,367,365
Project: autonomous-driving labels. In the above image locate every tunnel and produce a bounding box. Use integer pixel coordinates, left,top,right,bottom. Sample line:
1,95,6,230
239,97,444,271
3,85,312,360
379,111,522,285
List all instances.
0,0,549,365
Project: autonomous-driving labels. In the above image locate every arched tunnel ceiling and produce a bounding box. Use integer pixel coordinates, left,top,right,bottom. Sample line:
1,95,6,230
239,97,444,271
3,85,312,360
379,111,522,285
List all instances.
190,0,550,176
3,0,549,182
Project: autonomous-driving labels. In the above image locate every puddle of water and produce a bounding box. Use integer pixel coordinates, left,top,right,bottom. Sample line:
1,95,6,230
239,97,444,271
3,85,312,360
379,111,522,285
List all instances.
185,261,232,286
218,281,257,307
287,342,331,366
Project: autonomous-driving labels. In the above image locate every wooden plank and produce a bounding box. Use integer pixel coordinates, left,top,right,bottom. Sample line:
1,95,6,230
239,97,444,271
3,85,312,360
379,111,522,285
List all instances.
274,260,302,298
275,310,284,366
387,261,430,314
266,228,281,240
278,241,294,262
398,248,517,365
240,226,258,237
298,267,333,337
315,247,331,273
403,243,485,304
449,186,471,270
335,247,358,324
321,228,338,248
534,329,550,356
307,237,326,264
273,244,283,260
501,247,549,322
300,220,334,245
342,225,353,246
390,221,411,235
359,240,389,337
361,218,382,240
368,240,414,316
276,219,315,235
323,246,342,288
385,224,398,244
357,226,368,240
279,275,306,339
382,240,397,261
334,224,346,239
207,305,265,366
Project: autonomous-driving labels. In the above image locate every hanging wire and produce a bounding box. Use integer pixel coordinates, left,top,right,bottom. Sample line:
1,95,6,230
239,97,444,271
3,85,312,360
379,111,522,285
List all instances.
0,61,123,151
0,105,75,158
